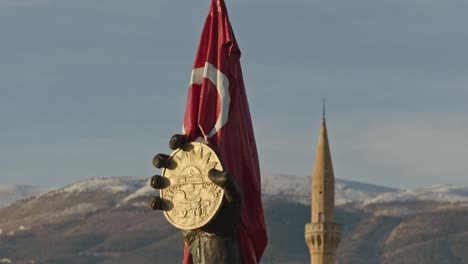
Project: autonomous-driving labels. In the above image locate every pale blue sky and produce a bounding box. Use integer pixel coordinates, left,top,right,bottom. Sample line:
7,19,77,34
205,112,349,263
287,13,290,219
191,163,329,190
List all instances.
1,0,467,188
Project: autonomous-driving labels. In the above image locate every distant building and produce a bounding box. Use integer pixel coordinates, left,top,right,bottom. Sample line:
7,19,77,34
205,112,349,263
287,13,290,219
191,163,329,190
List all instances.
305,115,341,264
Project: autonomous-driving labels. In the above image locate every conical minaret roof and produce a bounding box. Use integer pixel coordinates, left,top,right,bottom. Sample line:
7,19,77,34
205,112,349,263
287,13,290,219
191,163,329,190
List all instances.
313,118,334,181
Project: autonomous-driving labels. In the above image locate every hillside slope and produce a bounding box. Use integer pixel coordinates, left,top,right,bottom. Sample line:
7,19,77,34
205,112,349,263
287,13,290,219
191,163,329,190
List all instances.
1,176,468,263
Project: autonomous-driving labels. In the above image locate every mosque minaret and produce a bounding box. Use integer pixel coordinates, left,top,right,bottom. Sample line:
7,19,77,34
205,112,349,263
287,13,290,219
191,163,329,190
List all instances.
305,110,342,264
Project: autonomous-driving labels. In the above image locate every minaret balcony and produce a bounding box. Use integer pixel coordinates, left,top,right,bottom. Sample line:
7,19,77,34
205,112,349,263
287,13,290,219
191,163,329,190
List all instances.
305,222,342,252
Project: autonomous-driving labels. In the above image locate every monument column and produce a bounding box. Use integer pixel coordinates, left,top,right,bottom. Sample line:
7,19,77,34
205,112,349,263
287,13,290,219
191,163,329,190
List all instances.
305,116,341,264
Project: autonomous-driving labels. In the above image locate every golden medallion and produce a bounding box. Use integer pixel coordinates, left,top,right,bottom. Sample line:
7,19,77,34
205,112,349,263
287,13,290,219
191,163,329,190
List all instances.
160,142,224,230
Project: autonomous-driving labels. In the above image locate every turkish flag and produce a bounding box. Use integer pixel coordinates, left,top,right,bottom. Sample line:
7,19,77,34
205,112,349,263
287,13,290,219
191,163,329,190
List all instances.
182,0,267,263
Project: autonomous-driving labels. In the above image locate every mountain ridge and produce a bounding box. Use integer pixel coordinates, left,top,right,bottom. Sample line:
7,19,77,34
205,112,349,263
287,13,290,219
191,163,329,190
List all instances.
3,175,468,210
1,175,468,263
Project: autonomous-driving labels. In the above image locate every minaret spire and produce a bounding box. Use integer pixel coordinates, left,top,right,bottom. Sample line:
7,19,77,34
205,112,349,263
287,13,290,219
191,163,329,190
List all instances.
322,97,326,119
305,105,341,264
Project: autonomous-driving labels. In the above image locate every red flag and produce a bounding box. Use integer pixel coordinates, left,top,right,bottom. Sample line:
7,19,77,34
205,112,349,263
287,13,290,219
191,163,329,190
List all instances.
182,0,267,263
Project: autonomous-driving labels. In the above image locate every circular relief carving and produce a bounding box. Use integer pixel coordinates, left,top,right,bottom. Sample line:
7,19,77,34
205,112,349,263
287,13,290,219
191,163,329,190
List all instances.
161,142,224,230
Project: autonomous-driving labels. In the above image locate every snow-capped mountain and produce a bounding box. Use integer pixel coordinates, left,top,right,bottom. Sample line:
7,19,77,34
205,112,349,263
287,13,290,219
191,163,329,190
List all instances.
42,176,145,197
3,175,468,210
262,175,468,206
0,185,49,208
120,174,398,206
2,175,468,264
262,174,397,205
364,184,468,205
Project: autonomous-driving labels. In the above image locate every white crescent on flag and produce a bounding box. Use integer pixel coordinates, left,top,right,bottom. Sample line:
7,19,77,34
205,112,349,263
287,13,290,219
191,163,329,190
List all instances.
186,62,231,139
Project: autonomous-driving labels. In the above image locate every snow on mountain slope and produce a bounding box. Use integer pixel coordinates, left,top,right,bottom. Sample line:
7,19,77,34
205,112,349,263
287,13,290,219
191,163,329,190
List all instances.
57,175,397,206
262,174,311,204
365,185,468,205
263,175,468,206
0,185,48,208
4,175,468,209
122,178,154,203
335,179,397,205
42,177,145,197
262,174,397,205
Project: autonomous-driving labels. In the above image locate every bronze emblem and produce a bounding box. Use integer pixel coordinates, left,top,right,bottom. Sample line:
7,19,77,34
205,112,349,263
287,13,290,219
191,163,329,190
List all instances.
159,142,224,230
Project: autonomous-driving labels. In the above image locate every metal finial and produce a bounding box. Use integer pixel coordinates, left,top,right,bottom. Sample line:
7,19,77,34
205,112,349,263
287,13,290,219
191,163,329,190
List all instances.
322,98,326,119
